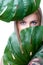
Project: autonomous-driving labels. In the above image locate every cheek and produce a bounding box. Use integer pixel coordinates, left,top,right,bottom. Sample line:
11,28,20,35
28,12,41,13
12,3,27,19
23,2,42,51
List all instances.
36,22,41,26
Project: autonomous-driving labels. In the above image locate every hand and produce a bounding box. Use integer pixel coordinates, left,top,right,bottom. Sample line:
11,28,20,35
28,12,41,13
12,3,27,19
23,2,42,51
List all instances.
28,58,40,65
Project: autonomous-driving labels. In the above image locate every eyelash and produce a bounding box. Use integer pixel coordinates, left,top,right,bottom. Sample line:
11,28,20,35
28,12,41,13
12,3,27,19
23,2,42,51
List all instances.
31,21,37,24
20,21,37,25
20,21,26,24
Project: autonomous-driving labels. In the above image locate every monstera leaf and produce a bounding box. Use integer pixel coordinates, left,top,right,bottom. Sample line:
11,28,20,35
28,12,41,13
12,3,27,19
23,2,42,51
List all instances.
0,0,41,22
3,26,43,65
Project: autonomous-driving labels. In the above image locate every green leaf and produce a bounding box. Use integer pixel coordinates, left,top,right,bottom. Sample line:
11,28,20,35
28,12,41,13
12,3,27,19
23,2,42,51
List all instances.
0,0,41,22
3,26,43,65
20,26,43,57
34,45,43,59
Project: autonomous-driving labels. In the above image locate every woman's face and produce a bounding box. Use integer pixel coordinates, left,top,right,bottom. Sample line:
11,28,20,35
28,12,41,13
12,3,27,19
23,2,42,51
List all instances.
17,12,41,33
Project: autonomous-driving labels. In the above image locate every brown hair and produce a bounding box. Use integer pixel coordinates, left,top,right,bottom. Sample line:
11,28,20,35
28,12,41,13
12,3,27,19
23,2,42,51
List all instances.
35,8,42,24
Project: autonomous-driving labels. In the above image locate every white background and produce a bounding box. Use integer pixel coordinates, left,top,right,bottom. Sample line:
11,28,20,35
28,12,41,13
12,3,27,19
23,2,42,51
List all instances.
0,0,43,60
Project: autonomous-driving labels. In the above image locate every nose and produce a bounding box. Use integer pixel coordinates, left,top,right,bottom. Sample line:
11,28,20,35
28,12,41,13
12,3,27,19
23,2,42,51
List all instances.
26,23,30,28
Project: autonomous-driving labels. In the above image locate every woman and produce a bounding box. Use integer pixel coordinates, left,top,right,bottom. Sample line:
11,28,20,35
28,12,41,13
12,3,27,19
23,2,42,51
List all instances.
15,8,43,65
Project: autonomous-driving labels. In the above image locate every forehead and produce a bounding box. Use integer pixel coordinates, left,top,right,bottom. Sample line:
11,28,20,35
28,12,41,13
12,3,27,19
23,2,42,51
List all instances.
23,12,39,22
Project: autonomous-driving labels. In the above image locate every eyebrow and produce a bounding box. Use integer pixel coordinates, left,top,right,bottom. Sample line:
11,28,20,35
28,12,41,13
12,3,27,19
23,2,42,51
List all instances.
31,20,39,22
22,19,39,23
22,20,26,22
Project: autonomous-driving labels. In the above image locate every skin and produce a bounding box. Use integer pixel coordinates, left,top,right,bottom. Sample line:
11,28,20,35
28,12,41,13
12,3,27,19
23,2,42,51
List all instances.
17,12,41,33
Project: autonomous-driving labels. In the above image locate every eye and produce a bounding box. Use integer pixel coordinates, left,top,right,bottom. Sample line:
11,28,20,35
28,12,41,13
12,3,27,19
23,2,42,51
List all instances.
31,21,37,25
20,20,26,25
